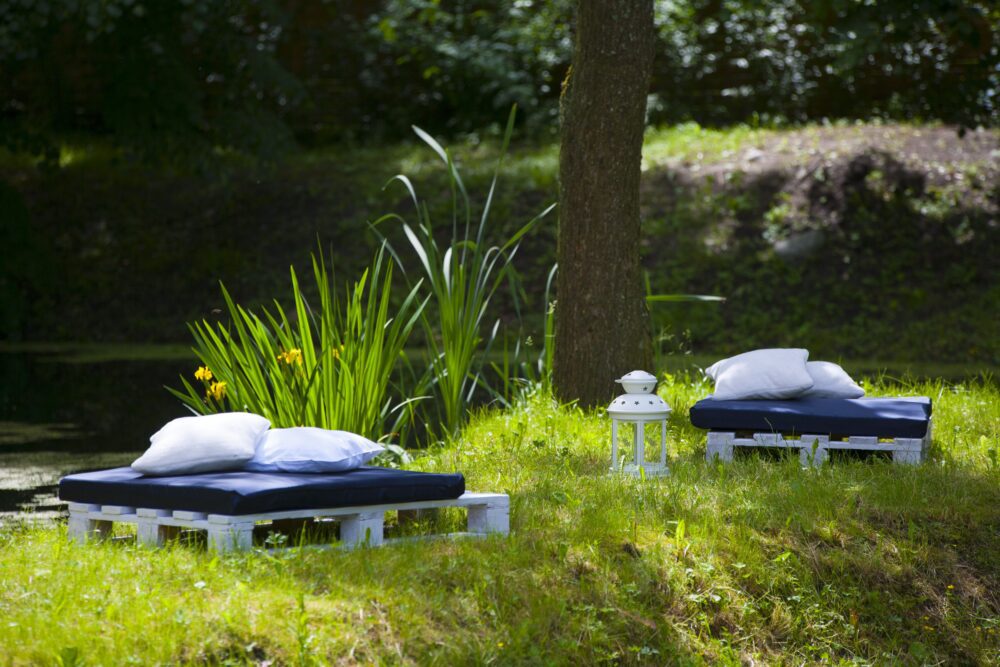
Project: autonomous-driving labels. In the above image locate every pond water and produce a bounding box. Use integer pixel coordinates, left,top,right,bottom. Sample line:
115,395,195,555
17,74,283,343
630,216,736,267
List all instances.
0,345,192,523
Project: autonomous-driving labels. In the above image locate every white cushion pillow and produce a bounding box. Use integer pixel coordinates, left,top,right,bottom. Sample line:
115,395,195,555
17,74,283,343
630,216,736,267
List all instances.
132,412,270,476
706,348,814,400
244,427,384,473
800,361,865,398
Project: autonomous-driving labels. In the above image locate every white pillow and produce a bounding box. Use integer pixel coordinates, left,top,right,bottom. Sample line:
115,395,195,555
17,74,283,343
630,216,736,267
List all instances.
800,361,865,398
132,412,270,476
244,427,384,473
706,348,814,400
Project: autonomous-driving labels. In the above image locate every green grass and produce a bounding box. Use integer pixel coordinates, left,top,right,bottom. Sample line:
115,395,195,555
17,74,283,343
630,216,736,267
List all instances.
642,121,774,167
2,373,998,664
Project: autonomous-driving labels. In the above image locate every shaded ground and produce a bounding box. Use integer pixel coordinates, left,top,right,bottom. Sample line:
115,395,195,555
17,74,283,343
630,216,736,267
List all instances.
640,124,999,364
2,123,997,362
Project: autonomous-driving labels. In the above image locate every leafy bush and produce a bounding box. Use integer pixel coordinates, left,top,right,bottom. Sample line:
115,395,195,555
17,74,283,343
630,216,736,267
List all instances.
4,0,995,161
1,0,303,164
170,249,425,441
293,0,999,138
355,0,570,138
650,0,998,129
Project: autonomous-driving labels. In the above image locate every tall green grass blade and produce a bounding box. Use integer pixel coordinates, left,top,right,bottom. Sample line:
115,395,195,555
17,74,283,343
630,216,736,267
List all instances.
646,294,727,303
381,109,555,435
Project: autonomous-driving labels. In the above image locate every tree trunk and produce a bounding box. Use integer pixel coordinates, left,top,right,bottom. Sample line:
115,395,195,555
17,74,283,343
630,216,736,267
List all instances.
554,0,655,408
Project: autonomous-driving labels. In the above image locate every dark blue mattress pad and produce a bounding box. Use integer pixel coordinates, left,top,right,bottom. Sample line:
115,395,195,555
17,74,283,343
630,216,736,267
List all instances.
689,397,931,438
59,466,466,516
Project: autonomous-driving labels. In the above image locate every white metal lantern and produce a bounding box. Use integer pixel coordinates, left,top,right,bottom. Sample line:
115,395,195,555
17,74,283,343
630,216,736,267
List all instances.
607,370,671,476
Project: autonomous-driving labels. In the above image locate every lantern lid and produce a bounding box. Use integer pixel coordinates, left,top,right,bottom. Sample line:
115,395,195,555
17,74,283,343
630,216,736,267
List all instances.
607,392,671,419
614,370,658,394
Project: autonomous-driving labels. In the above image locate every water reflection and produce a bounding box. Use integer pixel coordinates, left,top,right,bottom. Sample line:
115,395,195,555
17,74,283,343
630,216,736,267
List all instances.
0,346,192,521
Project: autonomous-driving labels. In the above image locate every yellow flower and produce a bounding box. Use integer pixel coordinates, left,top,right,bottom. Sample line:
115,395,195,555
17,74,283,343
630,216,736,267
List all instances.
194,366,213,382
277,348,304,366
206,381,227,402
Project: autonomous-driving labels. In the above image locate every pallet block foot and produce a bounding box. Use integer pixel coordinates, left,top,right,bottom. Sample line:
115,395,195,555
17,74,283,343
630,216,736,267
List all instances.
136,508,173,547
206,521,254,553
67,503,112,543
467,497,510,534
339,511,385,547
892,449,921,464
799,435,829,467
706,432,735,462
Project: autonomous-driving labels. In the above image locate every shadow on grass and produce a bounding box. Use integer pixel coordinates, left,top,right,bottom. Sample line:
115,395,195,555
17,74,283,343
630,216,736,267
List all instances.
684,453,1000,662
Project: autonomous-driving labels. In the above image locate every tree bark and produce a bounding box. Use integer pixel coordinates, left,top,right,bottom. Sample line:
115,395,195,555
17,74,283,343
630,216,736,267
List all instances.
554,0,655,408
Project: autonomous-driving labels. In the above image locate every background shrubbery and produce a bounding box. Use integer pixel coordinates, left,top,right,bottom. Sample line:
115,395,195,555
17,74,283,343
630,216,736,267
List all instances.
3,0,997,161
2,1,997,366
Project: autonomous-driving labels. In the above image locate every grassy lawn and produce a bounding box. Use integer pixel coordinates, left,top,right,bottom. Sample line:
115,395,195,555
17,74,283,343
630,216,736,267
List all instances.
6,123,997,367
1,374,998,665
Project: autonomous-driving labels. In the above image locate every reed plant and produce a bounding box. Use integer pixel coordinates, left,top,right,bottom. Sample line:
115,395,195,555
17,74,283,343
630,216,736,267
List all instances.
169,248,426,441
374,106,555,435
491,263,558,405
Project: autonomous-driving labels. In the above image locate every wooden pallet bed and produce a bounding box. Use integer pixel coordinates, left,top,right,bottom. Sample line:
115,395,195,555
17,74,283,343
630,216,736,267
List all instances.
60,466,509,552
66,492,510,552
705,424,932,466
690,396,933,466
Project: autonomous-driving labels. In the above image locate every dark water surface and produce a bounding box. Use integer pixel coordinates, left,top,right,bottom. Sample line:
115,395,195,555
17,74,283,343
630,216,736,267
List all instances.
0,345,192,521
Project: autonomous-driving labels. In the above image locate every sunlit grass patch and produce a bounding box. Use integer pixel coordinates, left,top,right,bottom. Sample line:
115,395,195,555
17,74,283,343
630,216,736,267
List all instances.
643,122,775,168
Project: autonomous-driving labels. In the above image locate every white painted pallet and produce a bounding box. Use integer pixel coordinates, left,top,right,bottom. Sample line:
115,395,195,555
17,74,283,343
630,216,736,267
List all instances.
66,492,509,553
705,420,932,466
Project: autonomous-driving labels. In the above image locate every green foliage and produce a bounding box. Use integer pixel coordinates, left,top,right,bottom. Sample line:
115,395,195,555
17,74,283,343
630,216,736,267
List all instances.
169,249,425,441
2,374,998,663
1,0,303,164
651,0,998,128
356,0,571,138
3,0,995,160
308,0,1000,137
375,107,556,434
489,262,558,407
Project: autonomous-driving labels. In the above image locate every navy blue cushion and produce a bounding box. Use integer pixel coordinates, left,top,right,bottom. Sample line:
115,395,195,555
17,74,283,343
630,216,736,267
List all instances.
689,397,931,438
59,466,465,516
